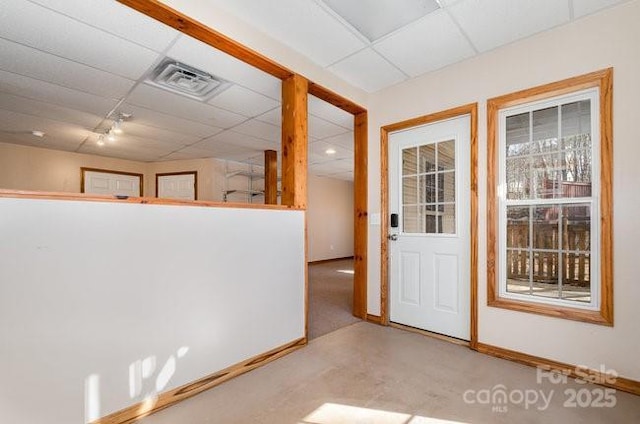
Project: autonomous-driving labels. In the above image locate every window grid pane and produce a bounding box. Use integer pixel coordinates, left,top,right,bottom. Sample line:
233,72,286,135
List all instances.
504,98,593,304
401,140,456,235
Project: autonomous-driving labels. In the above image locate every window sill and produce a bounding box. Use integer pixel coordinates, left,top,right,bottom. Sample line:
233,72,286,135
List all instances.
487,295,613,326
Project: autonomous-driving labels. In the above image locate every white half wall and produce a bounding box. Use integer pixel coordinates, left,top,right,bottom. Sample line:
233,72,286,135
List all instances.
307,175,354,262
0,198,305,423
367,0,640,380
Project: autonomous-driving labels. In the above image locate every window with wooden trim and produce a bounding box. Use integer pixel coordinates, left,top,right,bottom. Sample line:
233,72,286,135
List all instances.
487,69,613,325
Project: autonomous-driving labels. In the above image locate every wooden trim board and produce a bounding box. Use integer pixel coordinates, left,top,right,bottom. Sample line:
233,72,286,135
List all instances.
0,189,298,211
379,104,478,346
486,68,613,325
92,338,306,424
116,0,293,80
476,343,640,396
366,314,382,325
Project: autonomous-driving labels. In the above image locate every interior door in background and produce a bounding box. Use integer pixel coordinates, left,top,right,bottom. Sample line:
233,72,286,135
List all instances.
156,172,197,201
81,168,142,197
388,115,471,340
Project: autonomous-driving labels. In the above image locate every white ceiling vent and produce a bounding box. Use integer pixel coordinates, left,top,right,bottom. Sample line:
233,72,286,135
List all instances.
146,59,230,101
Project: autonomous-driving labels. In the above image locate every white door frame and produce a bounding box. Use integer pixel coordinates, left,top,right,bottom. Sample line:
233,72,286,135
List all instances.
380,104,478,348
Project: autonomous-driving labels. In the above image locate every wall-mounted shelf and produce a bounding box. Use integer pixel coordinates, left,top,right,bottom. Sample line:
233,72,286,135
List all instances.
222,159,281,204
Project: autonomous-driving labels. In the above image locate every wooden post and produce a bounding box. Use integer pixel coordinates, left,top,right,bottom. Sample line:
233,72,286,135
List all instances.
264,149,278,205
281,74,308,208
353,111,368,319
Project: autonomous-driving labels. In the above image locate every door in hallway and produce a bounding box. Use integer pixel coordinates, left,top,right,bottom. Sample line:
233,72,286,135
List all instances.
388,115,470,340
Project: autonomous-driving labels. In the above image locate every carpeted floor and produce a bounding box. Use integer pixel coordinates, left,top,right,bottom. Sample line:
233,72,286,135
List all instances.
308,258,360,340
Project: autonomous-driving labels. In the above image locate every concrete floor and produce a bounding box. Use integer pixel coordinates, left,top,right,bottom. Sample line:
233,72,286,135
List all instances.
139,323,640,423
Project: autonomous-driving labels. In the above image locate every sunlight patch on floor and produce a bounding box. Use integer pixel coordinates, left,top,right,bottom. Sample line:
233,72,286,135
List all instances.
300,403,467,424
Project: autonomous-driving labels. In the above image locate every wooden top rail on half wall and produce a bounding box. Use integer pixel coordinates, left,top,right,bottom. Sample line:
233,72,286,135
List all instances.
0,189,297,211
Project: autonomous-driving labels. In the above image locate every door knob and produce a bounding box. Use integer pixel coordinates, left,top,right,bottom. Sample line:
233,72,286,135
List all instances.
388,234,398,241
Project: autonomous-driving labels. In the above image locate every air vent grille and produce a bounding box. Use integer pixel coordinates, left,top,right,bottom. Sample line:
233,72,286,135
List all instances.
146,59,229,101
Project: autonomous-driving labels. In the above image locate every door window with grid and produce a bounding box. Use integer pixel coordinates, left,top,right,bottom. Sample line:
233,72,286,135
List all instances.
402,140,456,234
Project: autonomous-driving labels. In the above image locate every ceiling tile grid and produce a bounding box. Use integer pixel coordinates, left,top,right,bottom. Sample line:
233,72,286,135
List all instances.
0,0,163,80
206,0,630,93
372,9,476,77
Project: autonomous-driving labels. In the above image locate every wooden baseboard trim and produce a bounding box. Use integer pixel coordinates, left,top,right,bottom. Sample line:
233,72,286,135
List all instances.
366,314,382,324
94,337,307,424
308,256,354,265
476,342,640,396
389,322,469,347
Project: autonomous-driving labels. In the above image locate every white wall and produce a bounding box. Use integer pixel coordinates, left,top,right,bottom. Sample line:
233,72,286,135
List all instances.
307,174,354,262
0,198,305,423
367,0,640,380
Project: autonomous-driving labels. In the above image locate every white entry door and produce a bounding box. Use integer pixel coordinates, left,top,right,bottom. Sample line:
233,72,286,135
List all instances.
389,115,470,340
157,172,196,200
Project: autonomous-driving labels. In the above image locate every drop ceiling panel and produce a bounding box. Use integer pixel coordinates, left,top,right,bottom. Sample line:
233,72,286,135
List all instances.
127,84,246,129
0,0,161,80
78,145,164,163
0,109,89,150
0,93,103,130
321,132,354,152
208,85,280,118
573,0,629,18
374,10,475,77
107,121,202,147
309,95,354,130
167,35,282,99
328,48,407,93
255,108,282,127
209,0,367,67
29,0,180,52
447,0,571,53
309,115,352,140
205,130,278,151
321,0,440,42
0,70,118,117
0,38,135,99
310,140,354,161
230,119,280,143
119,104,223,139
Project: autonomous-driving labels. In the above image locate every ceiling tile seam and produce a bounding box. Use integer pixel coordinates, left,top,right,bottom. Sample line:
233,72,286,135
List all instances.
226,128,280,144
440,7,479,54
75,36,184,152
0,84,116,120
369,48,411,80
310,0,371,45
24,0,178,54
0,68,124,106
0,35,140,86
0,106,104,136
368,7,447,46
324,45,410,81
0,104,101,131
309,112,353,131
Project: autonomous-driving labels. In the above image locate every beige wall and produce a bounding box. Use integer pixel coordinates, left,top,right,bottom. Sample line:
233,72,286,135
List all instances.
367,0,640,380
308,174,354,262
0,142,149,194
0,142,230,201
